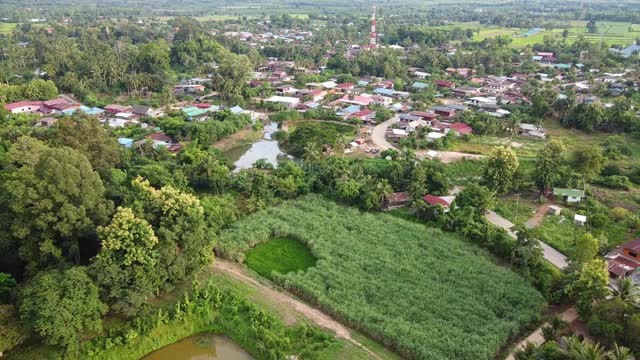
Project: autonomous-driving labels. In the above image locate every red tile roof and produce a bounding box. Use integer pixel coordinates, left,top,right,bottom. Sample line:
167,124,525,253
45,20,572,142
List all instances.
423,194,451,207
450,123,473,135
43,98,68,107
146,132,173,143
622,239,640,253
607,255,640,277
410,111,437,119
434,80,454,87
350,109,375,118
5,101,43,110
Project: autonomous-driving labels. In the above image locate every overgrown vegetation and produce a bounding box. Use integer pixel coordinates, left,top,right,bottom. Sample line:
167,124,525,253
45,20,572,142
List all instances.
218,195,545,360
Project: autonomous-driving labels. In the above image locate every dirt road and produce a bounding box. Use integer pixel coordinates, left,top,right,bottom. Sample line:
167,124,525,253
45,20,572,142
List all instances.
211,260,382,360
525,204,551,229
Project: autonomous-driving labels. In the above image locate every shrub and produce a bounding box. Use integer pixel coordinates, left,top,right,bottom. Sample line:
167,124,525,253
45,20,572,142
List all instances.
609,207,629,222
594,175,631,190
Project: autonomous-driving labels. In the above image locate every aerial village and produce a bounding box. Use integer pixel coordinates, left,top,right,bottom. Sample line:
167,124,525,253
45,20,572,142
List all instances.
2,1,640,359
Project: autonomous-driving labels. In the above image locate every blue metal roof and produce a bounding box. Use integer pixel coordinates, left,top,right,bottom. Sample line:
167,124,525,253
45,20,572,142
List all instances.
621,44,640,58
373,88,395,96
230,106,244,114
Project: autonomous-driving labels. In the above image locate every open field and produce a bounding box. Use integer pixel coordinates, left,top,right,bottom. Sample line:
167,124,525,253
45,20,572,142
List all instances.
436,20,640,47
218,195,545,360
0,23,17,34
245,237,317,279
156,15,241,21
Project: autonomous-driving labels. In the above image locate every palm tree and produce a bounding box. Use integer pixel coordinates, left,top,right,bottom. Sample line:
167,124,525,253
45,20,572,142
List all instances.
302,142,321,162
375,179,394,209
563,336,607,360
614,278,640,305
606,344,635,360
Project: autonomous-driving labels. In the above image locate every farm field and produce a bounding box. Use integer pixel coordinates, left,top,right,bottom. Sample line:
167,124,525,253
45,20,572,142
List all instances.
436,20,640,47
0,23,17,34
218,195,545,360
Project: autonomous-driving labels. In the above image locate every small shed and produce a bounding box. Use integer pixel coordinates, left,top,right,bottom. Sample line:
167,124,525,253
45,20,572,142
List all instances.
553,188,585,203
547,205,562,216
574,214,587,226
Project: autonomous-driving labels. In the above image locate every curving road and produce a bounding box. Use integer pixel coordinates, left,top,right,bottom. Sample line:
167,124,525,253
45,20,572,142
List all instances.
485,210,568,269
371,116,399,151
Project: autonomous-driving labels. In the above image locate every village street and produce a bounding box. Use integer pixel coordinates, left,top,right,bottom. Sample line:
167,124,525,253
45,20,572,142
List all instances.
370,116,398,151
485,209,569,269
370,116,485,162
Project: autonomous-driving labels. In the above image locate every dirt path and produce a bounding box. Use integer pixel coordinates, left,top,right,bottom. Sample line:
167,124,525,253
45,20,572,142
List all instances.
211,259,383,360
525,204,551,229
506,307,580,360
420,150,484,163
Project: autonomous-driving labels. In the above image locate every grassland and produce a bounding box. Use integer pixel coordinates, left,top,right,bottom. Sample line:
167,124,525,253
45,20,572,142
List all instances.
245,237,317,278
436,20,640,48
218,195,545,360
0,23,17,34
494,196,539,226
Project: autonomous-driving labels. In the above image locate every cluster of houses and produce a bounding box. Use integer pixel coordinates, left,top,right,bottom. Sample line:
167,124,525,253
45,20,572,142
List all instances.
3,97,186,153
222,29,313,48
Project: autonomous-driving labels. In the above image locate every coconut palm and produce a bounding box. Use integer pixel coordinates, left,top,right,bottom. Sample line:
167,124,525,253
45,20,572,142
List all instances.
606,344,635,360
563,336,606,360
614,278,640,305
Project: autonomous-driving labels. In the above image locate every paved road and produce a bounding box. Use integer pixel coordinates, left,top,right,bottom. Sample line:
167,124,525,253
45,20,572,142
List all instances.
370,117,485,162
371,116,398,151
485,210,569,269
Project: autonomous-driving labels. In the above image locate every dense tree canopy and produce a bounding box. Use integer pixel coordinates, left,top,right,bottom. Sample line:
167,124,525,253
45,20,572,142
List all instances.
0,138,112,275
18,267,107,354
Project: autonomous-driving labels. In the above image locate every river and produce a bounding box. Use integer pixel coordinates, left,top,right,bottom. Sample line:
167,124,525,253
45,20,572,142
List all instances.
225,122,285,172
141,334,254,360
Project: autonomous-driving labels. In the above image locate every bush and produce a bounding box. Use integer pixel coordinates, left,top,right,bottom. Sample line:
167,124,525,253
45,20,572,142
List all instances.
594,175,631,190
609,207,629,222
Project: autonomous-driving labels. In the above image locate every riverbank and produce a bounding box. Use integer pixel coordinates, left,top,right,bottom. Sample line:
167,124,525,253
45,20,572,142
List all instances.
213,127,263,152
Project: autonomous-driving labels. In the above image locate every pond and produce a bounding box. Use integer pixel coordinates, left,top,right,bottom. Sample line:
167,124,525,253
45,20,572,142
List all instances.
142,334,254,360
224,122,285,172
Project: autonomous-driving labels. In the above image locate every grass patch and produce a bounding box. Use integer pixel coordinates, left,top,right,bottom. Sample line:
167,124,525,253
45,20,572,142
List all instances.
0,23,16,34
218,195,545,360
245,237,317,279
533,214,583,258
494,196,538,226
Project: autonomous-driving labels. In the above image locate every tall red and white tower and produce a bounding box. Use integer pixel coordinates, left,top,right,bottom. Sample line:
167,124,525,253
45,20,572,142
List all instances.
370,5,377,48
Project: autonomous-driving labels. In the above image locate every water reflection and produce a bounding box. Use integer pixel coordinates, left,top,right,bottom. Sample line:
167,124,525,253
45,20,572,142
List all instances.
141,334,253,360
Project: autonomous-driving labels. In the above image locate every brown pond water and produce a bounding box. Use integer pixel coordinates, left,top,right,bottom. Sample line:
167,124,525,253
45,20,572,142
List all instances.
141,334,254,360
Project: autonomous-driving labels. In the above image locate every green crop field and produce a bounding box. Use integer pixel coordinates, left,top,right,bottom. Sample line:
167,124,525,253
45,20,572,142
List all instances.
245,237,317,278
437,20,640,48
0,23,17,34
218,195,545,360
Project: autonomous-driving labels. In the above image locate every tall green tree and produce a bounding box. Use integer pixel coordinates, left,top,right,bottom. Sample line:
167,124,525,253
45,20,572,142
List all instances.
214,50,252,100
533,139,566,194
576,233,599,263
571,146,605,182
18,267,107,355
0,138,112,275
482,146,519,194
91,207,158,315
128,177,213,288
53,115,121,177
566,259,610,316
